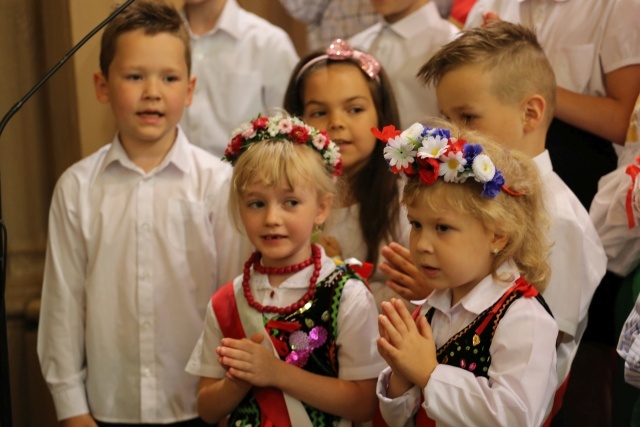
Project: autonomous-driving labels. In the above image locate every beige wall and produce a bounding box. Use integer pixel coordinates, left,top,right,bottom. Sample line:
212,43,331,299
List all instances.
1,1,305,425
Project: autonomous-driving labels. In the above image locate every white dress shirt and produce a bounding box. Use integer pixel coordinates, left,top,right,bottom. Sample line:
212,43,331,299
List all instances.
37,128,248,423
534,150,607,385
376,261,558,427
465,0,640,97
180,0,299,157
590,143,640,276
323,202,411,311
278,0,379,51
187,247,387,426
618,293,640,389
349,2,459,128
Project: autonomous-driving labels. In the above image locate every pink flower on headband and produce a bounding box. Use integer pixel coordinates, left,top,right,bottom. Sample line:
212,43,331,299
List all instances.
296,39,382,82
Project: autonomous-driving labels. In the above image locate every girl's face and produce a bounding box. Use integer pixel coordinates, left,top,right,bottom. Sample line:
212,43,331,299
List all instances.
302,63,379,176
239,178,331,268
407,198,506,305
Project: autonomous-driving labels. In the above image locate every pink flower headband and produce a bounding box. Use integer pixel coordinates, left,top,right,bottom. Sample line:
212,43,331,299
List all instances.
296,38,381,82
223,113,343,177
372,123,524,198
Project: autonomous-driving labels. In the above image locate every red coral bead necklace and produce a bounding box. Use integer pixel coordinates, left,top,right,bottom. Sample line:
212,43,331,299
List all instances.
242,244,321,315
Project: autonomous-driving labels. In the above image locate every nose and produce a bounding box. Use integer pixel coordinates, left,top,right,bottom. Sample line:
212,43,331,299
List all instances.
414,229,434,254
264,204,282,227
328,111,345,131
143,77,161,100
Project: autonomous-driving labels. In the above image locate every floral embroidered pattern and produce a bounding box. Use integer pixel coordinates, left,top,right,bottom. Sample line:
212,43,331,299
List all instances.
286,326,328,368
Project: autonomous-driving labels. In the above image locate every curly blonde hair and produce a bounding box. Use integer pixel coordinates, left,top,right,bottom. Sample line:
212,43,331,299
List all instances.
402,120,552,291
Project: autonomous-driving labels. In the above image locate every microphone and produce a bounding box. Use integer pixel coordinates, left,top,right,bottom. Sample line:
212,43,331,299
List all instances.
0,1,136,425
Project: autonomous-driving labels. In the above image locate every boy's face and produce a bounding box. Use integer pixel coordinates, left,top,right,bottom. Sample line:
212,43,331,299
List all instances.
371,0,427,23
94,29,195,149
436,64,527,153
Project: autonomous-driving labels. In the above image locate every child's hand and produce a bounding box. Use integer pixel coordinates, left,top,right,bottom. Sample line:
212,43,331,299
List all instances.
380,243,431,301
377,299,438,389
316,234,342,258
59,414,98,427
217,334,282,388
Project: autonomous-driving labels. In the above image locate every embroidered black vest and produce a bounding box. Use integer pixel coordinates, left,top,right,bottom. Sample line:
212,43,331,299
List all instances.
228,266,361,427
425,290,552,379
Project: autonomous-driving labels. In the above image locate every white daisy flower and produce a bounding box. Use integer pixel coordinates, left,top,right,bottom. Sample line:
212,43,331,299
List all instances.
323,144,340,164
383,136,417,169
471,154,496,182
417,135,448,159
400,122,424,142
267,122,280,137
439,151,467,182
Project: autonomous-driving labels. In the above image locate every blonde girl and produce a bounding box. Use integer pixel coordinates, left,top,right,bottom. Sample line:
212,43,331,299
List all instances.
186,113,387,427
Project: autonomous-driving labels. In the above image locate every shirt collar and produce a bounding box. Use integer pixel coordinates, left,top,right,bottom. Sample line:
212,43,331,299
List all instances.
182,0,241,40
533,149,553,178
426,261,521,316
384,2,442,40
100,126,190,176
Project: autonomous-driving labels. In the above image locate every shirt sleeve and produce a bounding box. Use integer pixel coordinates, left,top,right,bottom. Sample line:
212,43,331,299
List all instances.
422,298,558,426
337,278,388,380
261,29,299,113
618,294,640,389
37,174,91,421
186,298,227,379
589,144,640,277
376,367,420,427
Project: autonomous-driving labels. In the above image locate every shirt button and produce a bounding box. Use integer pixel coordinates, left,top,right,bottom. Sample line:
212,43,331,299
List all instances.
142,368,151,377
142,321,151,329
140,223,150,231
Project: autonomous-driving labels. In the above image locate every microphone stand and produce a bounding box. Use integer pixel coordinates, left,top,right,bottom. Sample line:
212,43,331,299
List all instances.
0,1,136,424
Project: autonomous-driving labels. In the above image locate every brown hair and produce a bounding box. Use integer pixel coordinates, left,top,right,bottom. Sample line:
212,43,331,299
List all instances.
418,21,556,126
99,0,191,77
283,51,402,268
402,119,552,291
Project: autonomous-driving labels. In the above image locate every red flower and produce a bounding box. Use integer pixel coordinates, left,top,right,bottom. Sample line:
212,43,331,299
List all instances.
417,157,439,185
391,163,416,176
446,138,466,155
252,116,269,130
226,134,244,156
291,126,310,144
333,158,343,176
371,125,401,142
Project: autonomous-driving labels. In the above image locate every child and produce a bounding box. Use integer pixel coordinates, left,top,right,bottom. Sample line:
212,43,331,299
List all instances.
282,39,412,310
374,121,558,426
384,21,607,424
617,292,640,426
186,113,387,426
37,1,245,425
179,0,299,157
348,0,459,128
464,0,640,210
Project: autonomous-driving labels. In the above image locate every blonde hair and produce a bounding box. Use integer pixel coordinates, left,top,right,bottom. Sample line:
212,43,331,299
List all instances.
418,21,556,127
229,140,339,229
402,120,552,291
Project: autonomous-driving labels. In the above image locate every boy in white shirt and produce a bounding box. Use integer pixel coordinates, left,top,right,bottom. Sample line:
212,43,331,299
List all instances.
37,1,246,426
180,0,299,157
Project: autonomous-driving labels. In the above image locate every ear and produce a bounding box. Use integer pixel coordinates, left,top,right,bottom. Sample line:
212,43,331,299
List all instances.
93,71,110,104
314,193,333,226
522,94,546,134
491,232,509,253
185,75,196,107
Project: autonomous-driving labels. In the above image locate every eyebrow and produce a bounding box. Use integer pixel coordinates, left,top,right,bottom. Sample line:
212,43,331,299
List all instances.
304,95,370,107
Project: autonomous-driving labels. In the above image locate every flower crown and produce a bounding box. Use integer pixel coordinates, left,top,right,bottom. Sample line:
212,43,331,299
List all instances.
223,113,343,177
372,123,522,199
296,38,381,82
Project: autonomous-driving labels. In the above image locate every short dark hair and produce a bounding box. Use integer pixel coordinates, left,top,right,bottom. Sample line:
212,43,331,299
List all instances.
99,0,191,77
